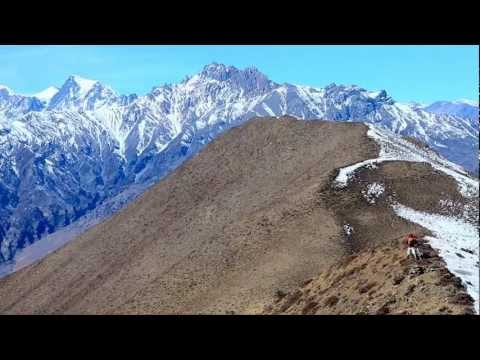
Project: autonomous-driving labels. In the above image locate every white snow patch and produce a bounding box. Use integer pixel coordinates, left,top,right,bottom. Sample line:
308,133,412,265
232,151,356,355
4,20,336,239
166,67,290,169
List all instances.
262,102,275,116
439,199,456,209
335,159,377,188
433,142,448,148
334,124,479,199
154,140,168,153
362,182,385,204
71,75,98,98
72,75,96,88
33,86,59,103
393,203,479,313
456,99,479,107
44,158,55,173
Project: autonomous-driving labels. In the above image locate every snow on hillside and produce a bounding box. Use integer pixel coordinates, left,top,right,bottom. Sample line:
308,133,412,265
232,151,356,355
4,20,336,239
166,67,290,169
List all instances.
70,75,97,96
33,86,59,104
393,204,479,313
362,182,385,204
334,124,479,313
424,100,479,120
335,124,478,198
456,99,478,107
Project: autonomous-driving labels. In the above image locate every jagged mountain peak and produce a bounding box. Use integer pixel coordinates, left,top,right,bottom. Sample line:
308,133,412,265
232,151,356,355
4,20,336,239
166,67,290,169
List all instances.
199,62,265,77
199,62,238,79
324,82,386,97
0,85,45,117
63,75,117,97
320,83,394,109
324,82,364,92
67,74,97,90
197,62,277,95
48,75,118,110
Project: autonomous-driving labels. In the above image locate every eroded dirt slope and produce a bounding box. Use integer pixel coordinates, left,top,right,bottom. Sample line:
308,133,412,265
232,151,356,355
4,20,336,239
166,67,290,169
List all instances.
0,117,376,314
263,240,475,315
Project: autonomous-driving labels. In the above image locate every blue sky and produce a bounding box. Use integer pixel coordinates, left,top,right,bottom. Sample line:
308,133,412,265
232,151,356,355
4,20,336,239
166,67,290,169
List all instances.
0,45,477,103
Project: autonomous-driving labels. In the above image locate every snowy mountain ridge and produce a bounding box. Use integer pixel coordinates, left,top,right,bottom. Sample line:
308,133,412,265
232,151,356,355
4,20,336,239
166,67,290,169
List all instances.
0,63,478,264
423,99,478,121
33,86,59,104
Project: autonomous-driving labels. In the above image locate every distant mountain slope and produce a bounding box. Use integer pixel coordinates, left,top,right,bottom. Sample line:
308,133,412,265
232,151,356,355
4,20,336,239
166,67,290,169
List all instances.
421,100,478,177
0,64,478,264
424,100,478,120
0,117,476,314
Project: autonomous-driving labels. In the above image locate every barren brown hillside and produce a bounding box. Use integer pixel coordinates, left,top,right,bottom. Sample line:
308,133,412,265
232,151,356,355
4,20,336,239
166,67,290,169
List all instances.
263,241,475,315
0,116,475,314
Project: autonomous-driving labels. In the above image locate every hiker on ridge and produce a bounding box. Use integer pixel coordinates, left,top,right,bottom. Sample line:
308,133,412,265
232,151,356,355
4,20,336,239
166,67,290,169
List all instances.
405,233,421,260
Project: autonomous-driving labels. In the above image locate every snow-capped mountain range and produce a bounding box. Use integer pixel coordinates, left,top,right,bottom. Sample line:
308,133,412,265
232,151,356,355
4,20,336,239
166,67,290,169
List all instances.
0,63,478,263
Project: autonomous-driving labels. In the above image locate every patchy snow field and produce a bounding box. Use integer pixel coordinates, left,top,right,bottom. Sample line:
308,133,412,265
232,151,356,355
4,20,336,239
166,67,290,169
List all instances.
362,182,385,204
393,204,479,313
335,124,479,199
334,124,479,313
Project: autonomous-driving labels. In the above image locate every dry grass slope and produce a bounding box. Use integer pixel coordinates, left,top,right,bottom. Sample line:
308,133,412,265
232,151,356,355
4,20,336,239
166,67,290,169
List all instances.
264,241,475,315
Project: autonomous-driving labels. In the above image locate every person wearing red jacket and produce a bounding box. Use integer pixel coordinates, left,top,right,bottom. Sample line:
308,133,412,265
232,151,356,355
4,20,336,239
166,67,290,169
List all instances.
406,233,421,260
